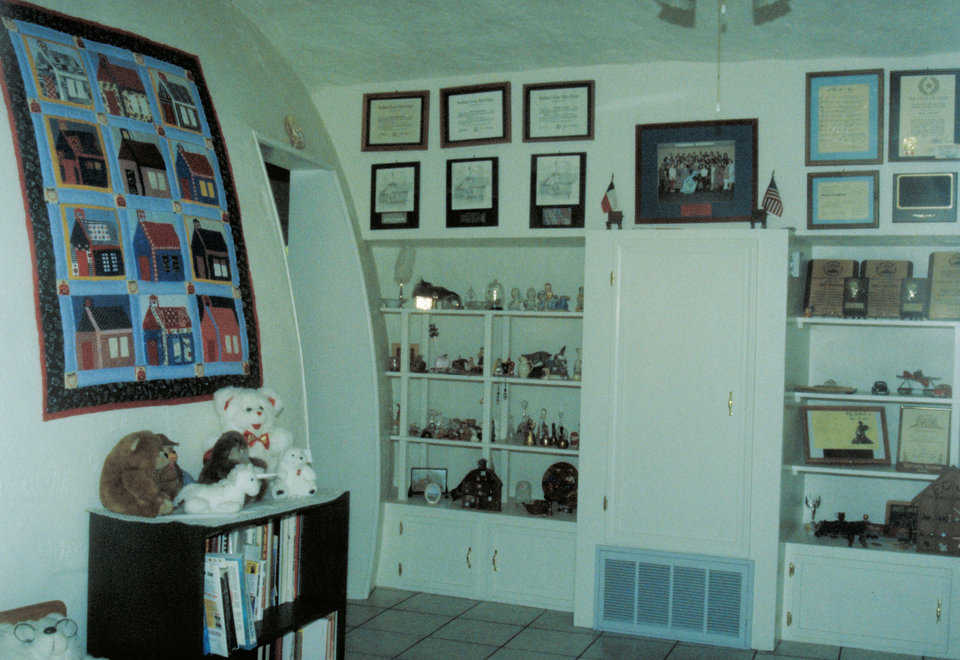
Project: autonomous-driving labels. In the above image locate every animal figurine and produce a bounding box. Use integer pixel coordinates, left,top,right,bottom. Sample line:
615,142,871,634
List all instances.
199,430,269,501
814,513,881,548
209,386,292,472
411,279,462,309
99,431,181,517
174,463,263,514
270,447,318,499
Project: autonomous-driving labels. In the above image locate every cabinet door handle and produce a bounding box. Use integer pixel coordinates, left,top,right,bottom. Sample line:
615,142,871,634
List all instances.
492,549,498,572
466,547,472,569
728,391,734,416
788,562,794,577
937,599,942,623
399,521,403,535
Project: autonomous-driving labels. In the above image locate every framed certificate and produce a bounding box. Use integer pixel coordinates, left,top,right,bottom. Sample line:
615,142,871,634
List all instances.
801,405,889,466
806,69,884,165
361,90,429,151
370,162,419,230
889,69,960,161
440,82,510,148
446,157,498,228
807,171,879,230
523,80,595,142
897,406,950,473
530,152,585,228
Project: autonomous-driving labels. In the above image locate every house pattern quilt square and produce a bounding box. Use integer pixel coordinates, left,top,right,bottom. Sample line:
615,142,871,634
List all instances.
0,1,261,419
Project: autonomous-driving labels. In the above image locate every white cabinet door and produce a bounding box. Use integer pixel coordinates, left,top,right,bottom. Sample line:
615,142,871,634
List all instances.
605,236,758,555
486,520,576,609
784,548,951,657
377,508,480,595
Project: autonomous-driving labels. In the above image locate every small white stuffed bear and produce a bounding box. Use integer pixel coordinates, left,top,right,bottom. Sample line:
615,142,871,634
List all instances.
0,614,102,659
210,386,292,472
270,447,318,499
174,463,262,514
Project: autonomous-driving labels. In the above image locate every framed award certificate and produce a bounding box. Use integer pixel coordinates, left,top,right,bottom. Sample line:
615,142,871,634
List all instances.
523,80,594,142
362,90,429,151
807,171,879,230
889,69,960,161
806,69,884,165
897,406,950,473
440,82,510,148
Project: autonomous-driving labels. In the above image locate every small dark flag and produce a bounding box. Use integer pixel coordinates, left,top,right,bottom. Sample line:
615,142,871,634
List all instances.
762,173,783,217
601,175,619,213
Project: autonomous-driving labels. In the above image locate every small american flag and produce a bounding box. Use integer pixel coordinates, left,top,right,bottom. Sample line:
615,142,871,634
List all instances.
762,172,783,217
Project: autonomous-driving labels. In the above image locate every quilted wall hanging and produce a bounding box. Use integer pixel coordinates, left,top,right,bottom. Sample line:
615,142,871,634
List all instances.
0,1,262,419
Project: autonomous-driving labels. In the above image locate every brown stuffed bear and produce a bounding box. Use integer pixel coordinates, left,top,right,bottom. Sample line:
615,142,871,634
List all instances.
100,430,181,517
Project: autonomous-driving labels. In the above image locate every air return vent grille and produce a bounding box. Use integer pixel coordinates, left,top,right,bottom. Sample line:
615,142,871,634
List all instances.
596,547,753,649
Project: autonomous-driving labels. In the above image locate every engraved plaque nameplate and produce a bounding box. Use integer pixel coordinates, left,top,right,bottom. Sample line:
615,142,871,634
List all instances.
804,259,858,317
862,260,913,318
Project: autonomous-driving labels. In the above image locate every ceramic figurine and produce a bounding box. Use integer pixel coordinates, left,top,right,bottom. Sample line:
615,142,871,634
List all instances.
576,286,584,312
508,287,523,310
524,287,538,310
573,348,583,381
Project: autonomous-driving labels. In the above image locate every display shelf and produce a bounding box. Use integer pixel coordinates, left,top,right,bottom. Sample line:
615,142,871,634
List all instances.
791,316,960,330
786,463,939,481
790,391,951,405
395,434,578,456
384,494,578,525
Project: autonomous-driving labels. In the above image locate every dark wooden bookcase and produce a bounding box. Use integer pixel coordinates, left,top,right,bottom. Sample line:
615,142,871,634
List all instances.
88,492,348,660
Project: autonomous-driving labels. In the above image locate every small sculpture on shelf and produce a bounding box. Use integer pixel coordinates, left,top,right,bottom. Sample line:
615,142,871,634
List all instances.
508,287,524,310
871,380,889,395
523,287,538,310
450,459,502,511
814,512,880,548
576,286,584,312
897,369,938,395
412,278,462,310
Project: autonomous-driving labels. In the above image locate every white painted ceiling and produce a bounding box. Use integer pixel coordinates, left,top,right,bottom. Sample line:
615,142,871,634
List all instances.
229,0,960,89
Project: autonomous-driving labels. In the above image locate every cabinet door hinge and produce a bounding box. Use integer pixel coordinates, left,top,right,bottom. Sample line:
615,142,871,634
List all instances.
603,496,608,511
785,611,792,626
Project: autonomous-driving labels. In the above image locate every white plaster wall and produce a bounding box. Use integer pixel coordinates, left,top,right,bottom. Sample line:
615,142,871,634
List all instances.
0,0,378,629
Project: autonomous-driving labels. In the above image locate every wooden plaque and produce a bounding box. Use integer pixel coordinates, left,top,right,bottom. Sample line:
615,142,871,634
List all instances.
928,252,960,319
804,259,858,317
862,260,913,318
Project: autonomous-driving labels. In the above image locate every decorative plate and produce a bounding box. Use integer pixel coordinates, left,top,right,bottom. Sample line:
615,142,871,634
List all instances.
542,462,577,507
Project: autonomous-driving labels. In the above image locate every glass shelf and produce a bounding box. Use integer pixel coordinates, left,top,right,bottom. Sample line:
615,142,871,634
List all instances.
786,463,939,481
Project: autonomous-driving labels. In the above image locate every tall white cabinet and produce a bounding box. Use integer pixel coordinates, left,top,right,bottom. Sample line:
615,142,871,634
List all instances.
575,229,788,651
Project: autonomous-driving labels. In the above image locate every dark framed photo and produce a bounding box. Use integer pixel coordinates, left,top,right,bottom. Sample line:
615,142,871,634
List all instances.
805,69,884,165
446,157,498,228
440,82,510,148
361,90,429,151
889,68,960,161
800,405,890,466
807,171,879,230
530,152,585,228
883,500,918,540
370,162,419,230
635,119,757,224
523,80,595,142
409,467,448,496
892,172,957,223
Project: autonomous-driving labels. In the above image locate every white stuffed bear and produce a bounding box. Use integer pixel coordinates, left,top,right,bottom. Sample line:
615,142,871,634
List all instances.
211,386,292,472
174,463,262,514
270,447,318,499
0,614,102,659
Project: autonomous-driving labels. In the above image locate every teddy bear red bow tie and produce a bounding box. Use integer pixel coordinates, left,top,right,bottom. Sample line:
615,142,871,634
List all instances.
244,430,270,449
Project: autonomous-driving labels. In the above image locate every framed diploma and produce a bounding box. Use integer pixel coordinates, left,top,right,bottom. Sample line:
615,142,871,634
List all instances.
530,152,586,228
635,119,757,224
806,69,884,165
370,162,419,230
807,171,879,230
446,157,498,228
440,82,510,148
889,69,960,161
361,90,429,151
523,80,595,142
897,405,950,474
801,405,890,466
927,251,960,320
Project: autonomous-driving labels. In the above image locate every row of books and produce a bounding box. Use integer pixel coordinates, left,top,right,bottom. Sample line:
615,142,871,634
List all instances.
255,612,337,660
202,514,305,657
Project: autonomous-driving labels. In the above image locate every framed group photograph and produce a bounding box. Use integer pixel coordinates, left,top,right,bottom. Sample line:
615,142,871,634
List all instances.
635,119,757,224
896,405,950,473
807,171,879,230
889,68,960,161
530,152,586,228
801,405,890,465
440,82,510,148
361,90,429,151
805,69,884,165
446,157,498,228
523,80,595,142
370,162,420,230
